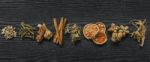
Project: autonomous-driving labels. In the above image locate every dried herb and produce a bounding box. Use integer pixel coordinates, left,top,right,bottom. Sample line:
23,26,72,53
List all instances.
19,22,35,40
108,23,129,42
1,25,17,40
36,23,53,43
130,19,146,47
65,24,81,44
53,17,66,46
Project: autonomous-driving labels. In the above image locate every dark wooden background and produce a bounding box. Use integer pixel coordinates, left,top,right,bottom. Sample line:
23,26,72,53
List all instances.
0,0,150,62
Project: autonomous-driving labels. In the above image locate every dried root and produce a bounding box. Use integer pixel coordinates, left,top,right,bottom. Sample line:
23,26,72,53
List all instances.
53,17,66,46
130,19,146,47
1,25,17,40
36,23,53,43
108,23,129,42
65,24,81,44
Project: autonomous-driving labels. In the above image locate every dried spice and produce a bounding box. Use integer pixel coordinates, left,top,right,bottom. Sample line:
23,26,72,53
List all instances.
44,24,53,40
130,19,146,47
36,23,53,43
108,23,129,42
65,24,81,44
83,22,107,45
53,17,66,46
1,25,17,40
19,22,35,40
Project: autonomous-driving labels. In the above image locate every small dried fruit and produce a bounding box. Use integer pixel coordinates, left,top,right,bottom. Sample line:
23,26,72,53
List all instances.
1,25,17,40
130,19,146,47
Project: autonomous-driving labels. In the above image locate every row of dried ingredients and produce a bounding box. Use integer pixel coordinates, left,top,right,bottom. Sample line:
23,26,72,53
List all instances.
1,17,147,47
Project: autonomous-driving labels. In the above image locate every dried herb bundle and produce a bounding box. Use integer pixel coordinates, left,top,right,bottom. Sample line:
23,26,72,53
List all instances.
19,22,35,40
130,19,146,47
36,23,53,43
1,25,17,40
53,17,66,46
108,23,129,42
65,24,81,44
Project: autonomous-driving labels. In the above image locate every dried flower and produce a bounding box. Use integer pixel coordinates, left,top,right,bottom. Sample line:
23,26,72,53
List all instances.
65,24,81,44
19,22,35,40
130,19,146,47
1,25,17,40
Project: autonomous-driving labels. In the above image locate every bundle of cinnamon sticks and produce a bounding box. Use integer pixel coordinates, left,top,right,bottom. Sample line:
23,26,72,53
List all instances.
53,17,67,46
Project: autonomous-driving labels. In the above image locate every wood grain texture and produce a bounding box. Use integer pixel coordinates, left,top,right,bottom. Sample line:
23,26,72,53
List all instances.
0,0,150,62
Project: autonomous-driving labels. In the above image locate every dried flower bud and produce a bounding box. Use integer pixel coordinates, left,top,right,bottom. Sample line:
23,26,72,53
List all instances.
1,25,17,40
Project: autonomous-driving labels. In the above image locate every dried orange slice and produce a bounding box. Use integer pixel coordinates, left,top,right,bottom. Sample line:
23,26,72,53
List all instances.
92,22,107,45
83,24,99,39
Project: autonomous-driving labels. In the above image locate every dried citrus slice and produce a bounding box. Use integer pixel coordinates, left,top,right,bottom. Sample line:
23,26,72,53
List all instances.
83,24,99,39
92,22,107,45
93,33,107,45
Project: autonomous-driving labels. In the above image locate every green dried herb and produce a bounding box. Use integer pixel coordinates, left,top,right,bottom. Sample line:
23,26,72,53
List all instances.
1,25,17,40
19,22,35,40
65,24,81,44
130,19,146,47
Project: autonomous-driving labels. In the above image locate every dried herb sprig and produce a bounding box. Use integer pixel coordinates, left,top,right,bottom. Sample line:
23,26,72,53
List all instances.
130,19,146,47
1,25,17,40
65,24,81,44
19,22,35,40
